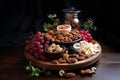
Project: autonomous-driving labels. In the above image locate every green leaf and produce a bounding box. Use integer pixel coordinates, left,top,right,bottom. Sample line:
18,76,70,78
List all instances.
35,68,41,73
34,73,39,77
52,22,57,27
25,66,31,72
83,18,94,31
31,66,36,72
43,23,51,31
47,14,57,19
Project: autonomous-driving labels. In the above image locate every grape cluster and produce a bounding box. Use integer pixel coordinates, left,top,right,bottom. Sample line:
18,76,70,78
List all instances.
25,32,49,60
80,29,93,42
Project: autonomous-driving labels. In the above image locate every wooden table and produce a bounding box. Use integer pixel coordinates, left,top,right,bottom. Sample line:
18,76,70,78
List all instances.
0,43,120,80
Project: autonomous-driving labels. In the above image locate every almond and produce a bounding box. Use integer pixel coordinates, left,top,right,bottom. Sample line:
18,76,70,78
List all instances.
69,58,78,63
51,60,59,64
58,58,67,63
64,72,76,78
84,69,92,74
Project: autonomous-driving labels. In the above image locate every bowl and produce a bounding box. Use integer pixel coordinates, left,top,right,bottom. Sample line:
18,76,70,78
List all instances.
44,44,66,61
57,24,71,32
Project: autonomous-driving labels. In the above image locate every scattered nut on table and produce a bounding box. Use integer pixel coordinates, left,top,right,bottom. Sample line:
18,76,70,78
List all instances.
59,70,65,76
80,67,97,75
64,72,76,78
59,70,76,78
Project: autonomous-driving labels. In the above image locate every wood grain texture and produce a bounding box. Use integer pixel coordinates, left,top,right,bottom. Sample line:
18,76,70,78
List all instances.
0,43,120,80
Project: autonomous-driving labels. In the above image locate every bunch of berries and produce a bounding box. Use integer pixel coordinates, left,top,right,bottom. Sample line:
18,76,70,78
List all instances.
80,29,93,42
25,32,49,60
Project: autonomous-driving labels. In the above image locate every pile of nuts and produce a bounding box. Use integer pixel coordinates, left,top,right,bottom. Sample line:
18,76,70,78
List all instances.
47,43,63,53
43,29,81,43
50,50,88,64
73,41,100,58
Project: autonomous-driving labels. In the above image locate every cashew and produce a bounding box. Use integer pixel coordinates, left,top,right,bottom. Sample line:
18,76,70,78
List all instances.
59,70,65,76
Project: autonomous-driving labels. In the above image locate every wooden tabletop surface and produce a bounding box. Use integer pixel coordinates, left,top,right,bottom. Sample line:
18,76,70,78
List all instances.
0,42,120,80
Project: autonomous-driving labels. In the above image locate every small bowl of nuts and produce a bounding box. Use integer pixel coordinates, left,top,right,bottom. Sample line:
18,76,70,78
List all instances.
57,24,72,33
44,43,66,61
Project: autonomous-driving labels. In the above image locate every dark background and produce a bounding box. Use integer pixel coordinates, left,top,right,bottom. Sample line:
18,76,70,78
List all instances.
0,0,120,49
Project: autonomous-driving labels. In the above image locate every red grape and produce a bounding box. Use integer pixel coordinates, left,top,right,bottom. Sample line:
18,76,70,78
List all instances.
80,29,93,42
36,31,42,36
25,31,49,60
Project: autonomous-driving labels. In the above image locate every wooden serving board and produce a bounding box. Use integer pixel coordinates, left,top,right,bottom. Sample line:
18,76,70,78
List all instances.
25,43,102,70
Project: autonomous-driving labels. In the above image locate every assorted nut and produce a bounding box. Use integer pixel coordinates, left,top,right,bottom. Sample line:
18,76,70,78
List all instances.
80,67,97,75
48,41,99,63
48,40,100,64
43,29,81,43
59,70,76,78
44,28,99,77
47,43,63,53
73,41,100,58
50,49,88,64
59,67,97,78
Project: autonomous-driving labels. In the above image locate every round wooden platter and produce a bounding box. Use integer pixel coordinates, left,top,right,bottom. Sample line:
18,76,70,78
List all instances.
25,42,102,70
